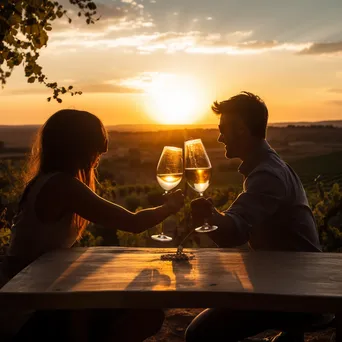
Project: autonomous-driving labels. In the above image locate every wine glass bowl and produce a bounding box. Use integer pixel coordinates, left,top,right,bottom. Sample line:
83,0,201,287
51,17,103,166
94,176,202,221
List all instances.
184,139,218,233
152,146,183,242
185,167,212,195
156,173,182,193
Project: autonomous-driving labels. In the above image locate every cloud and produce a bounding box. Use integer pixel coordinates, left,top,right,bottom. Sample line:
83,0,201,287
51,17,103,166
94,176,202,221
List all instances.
80,83,144,94
5,88,50,96
50,15,154,41
51,1,150,34
328,100,342,106
48,28,310,56
151,31,199,43
297,41,342,55
9,73,189,96
231,30,253,38
6,82,144,96
109,72,164,91
238,40,278,49
327,88,342,94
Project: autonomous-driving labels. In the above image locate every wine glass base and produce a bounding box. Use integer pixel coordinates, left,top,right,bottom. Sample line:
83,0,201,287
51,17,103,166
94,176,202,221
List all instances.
195,225,218,233
161,253,195,261
151,234,173,242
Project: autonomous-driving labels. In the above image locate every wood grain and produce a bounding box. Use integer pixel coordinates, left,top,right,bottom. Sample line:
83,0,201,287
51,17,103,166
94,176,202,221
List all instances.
1,247,342,314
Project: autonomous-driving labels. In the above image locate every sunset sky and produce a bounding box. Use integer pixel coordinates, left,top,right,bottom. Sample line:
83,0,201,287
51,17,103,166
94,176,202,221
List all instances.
2,0,342,126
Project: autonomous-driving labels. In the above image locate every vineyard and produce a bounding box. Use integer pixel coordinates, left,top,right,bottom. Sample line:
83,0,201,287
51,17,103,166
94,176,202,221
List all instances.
0,152,341,342
0,149,342,253
290,151,342,191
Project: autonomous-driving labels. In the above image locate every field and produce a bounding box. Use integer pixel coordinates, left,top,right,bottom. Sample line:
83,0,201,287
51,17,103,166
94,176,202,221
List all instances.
0,124,342,342
98,125,342,191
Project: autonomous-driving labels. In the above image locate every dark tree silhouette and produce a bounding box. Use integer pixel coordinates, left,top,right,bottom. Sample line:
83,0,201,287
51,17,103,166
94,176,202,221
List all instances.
0,0,99,102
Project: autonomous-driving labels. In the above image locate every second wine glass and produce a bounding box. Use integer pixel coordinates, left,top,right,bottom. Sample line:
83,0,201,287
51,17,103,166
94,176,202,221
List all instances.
184,138,218,233
152,146,183,242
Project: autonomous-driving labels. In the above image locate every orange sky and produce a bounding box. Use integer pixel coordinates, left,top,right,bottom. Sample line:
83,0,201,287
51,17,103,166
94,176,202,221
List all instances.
2,0,342,126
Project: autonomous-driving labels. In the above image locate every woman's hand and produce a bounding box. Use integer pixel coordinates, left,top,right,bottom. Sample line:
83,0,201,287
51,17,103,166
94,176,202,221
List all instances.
164,189,185,214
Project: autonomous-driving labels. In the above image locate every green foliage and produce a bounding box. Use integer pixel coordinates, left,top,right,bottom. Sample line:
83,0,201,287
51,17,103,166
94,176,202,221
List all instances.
116,206,160,247
0,0,99,102
0,160,24,205
0,208,11,254
125,192,141,212
0,158,342,252
117,229,152,247
291,152,342,190
74,229,104,247
147,188,164,206
118,187,127,197
143,185,151,194
312,183,342,252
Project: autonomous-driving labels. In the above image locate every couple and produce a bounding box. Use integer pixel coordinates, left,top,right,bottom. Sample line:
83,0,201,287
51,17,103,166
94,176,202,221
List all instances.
1,91,323,342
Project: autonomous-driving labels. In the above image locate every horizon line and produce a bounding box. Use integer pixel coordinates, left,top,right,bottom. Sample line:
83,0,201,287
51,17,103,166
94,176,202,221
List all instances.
1,119,342,127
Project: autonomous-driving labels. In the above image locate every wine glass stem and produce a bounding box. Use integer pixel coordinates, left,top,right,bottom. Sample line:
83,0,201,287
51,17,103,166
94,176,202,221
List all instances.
160,190,168,235
161,222,164,235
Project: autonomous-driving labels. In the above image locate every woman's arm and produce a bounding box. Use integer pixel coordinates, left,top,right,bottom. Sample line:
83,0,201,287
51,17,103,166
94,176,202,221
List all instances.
55,174,184,233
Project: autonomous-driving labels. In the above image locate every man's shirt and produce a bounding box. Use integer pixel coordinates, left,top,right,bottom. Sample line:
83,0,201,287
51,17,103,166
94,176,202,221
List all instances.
225,140,321,252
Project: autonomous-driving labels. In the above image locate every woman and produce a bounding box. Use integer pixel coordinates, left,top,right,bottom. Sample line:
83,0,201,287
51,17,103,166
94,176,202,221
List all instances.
1,109,184,341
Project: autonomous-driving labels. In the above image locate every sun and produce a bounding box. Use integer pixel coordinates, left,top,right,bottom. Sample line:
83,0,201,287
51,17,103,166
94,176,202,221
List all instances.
145,74,207,125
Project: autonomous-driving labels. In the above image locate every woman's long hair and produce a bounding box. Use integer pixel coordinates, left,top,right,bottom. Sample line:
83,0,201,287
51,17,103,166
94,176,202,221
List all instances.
22,109,108,239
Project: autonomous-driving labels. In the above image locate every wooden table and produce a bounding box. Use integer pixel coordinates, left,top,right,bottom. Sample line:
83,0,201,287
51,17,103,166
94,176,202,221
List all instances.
1,247,341,339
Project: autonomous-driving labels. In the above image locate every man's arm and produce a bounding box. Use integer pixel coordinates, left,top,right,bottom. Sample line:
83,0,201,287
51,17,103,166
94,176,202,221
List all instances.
191,170,287,247
208,209,247,247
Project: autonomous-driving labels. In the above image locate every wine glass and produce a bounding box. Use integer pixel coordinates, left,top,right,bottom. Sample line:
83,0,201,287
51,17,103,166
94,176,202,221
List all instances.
184,138,218,233
152,146,183,242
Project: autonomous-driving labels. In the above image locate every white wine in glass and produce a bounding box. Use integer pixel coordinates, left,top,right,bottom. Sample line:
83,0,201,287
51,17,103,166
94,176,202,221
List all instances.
185,167,212,195
184,139,218,233
152,146,183,242
156,173,182,193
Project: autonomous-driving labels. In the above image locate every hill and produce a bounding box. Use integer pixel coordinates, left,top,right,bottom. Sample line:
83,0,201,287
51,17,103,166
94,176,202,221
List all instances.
1,121,342,150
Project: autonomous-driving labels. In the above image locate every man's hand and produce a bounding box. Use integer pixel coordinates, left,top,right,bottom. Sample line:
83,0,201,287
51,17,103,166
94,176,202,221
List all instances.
190,197,214,227
164,189,185,214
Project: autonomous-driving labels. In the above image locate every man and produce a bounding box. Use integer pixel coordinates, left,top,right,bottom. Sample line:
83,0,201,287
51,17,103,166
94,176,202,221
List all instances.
185,91,328,342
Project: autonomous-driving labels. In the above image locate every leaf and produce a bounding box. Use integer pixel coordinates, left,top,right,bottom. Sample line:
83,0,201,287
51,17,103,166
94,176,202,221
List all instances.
57,98,62,103
7,60,14,68
47,97,51,102
9,14,21,26
87,2,97,10
33,64,42,74
1,0,96,102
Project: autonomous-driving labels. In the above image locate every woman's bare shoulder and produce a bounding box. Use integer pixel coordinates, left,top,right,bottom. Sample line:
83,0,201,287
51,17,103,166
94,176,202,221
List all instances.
35,173,84,221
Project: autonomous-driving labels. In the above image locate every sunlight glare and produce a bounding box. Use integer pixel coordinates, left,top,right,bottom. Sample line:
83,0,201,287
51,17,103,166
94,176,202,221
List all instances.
145,74,206,124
